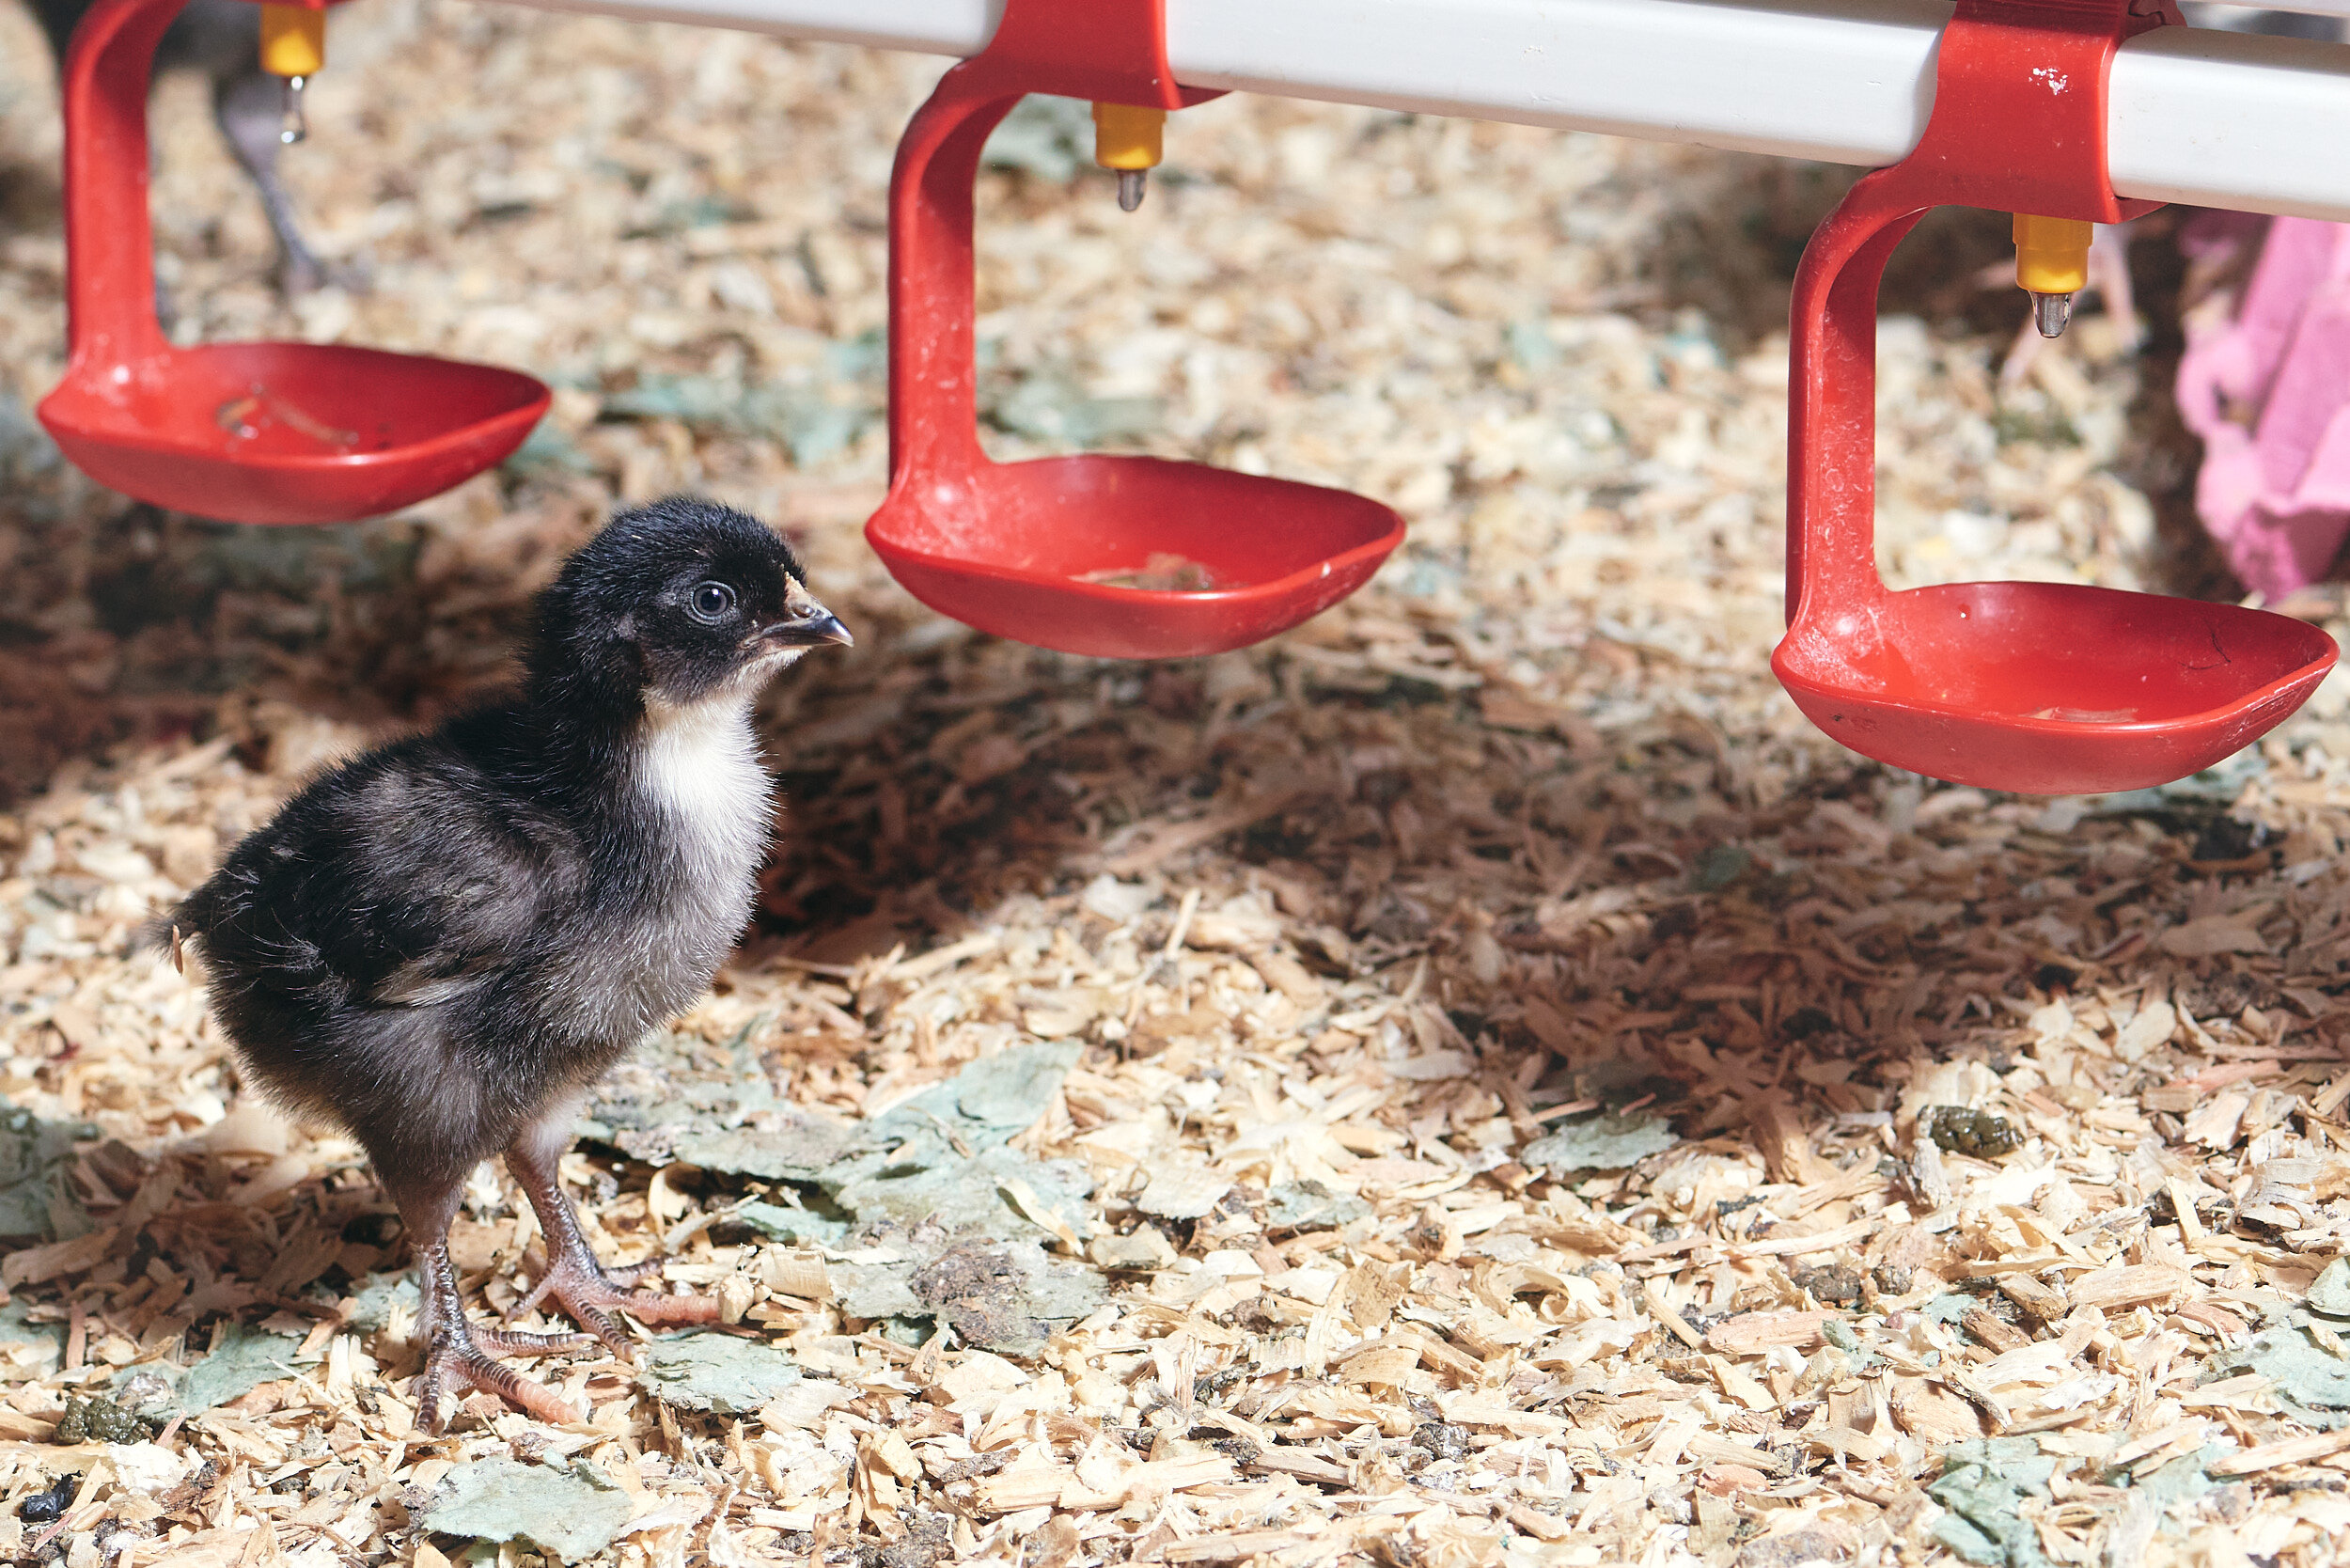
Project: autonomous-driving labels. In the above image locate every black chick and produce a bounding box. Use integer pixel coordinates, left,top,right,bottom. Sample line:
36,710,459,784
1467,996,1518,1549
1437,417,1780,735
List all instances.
27,0,328,291
166,498,851,1427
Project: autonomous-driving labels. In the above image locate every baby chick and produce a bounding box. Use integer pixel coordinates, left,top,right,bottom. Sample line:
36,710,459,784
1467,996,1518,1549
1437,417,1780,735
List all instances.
167,498,851,1427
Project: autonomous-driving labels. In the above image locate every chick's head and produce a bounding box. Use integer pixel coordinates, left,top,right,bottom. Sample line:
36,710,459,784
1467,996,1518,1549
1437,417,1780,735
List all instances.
529,496,853,709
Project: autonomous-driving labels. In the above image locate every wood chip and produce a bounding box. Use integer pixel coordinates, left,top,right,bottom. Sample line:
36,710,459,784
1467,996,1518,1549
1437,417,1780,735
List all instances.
1162,1531,1311,1563
1705,1311,1834,1356
1245,1449,1351,1486
2210,1430,2350,1476
2069,1265,2194,1313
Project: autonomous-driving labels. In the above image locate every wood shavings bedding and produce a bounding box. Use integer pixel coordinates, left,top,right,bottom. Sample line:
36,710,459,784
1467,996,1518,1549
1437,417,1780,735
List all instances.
4,1,2350,1564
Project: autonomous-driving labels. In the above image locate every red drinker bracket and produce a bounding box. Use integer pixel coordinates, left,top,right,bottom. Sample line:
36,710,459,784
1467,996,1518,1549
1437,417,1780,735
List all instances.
1773,0,2338,795
38,0,547,525
864,0,1406,661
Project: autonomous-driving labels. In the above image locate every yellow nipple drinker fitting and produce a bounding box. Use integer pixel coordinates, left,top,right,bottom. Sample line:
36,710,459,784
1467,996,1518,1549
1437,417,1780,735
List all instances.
259,3,324,145
2013,212,2091,339
1092,102,1164,212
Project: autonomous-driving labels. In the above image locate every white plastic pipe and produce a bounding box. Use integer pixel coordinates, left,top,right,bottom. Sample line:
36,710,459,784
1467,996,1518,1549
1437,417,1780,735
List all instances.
2188,0,2350,25
502,0,2350,223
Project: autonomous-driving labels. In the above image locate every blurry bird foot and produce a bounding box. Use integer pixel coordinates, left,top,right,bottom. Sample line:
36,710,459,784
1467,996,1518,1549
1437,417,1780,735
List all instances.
278,252,326,296
511,1255,718,1359
414,1332,580,1432
276,249,371,298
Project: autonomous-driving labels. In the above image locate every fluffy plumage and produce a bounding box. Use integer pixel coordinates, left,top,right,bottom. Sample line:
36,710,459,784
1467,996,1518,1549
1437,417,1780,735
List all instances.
170,497,850,1427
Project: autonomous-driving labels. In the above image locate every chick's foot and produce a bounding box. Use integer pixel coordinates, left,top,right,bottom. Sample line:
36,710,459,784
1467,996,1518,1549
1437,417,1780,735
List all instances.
511,1250,720,1358
415,1331,582,1431
508,1135,717,1358
405,1231,584,1432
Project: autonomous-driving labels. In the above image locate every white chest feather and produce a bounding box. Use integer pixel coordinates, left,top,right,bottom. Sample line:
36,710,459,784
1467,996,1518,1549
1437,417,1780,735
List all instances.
635,693,775,892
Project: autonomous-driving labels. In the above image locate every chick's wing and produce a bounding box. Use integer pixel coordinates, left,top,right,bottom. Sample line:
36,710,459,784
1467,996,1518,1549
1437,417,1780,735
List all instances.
198,738,588,1011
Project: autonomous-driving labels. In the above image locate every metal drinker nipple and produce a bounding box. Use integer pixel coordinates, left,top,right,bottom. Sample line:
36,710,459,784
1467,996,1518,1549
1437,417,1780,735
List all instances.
259,4,322,142
279,75,306,144
2014,212,2090,340
1095,101,1163,212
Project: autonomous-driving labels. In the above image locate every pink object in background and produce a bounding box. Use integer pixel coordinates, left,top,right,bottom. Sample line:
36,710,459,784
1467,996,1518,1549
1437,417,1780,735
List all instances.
2176,215,2350,601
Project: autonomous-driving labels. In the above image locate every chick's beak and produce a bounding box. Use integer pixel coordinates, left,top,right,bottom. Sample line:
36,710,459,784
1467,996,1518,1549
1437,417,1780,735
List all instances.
762,603,854,650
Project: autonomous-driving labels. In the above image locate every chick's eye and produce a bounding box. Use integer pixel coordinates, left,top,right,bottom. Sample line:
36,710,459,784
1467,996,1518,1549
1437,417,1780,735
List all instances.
688,581,737,623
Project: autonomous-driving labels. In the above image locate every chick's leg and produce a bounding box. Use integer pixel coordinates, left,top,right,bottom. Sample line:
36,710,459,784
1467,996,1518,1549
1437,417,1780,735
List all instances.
396,1176,586,1431
504,1099,719,1356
